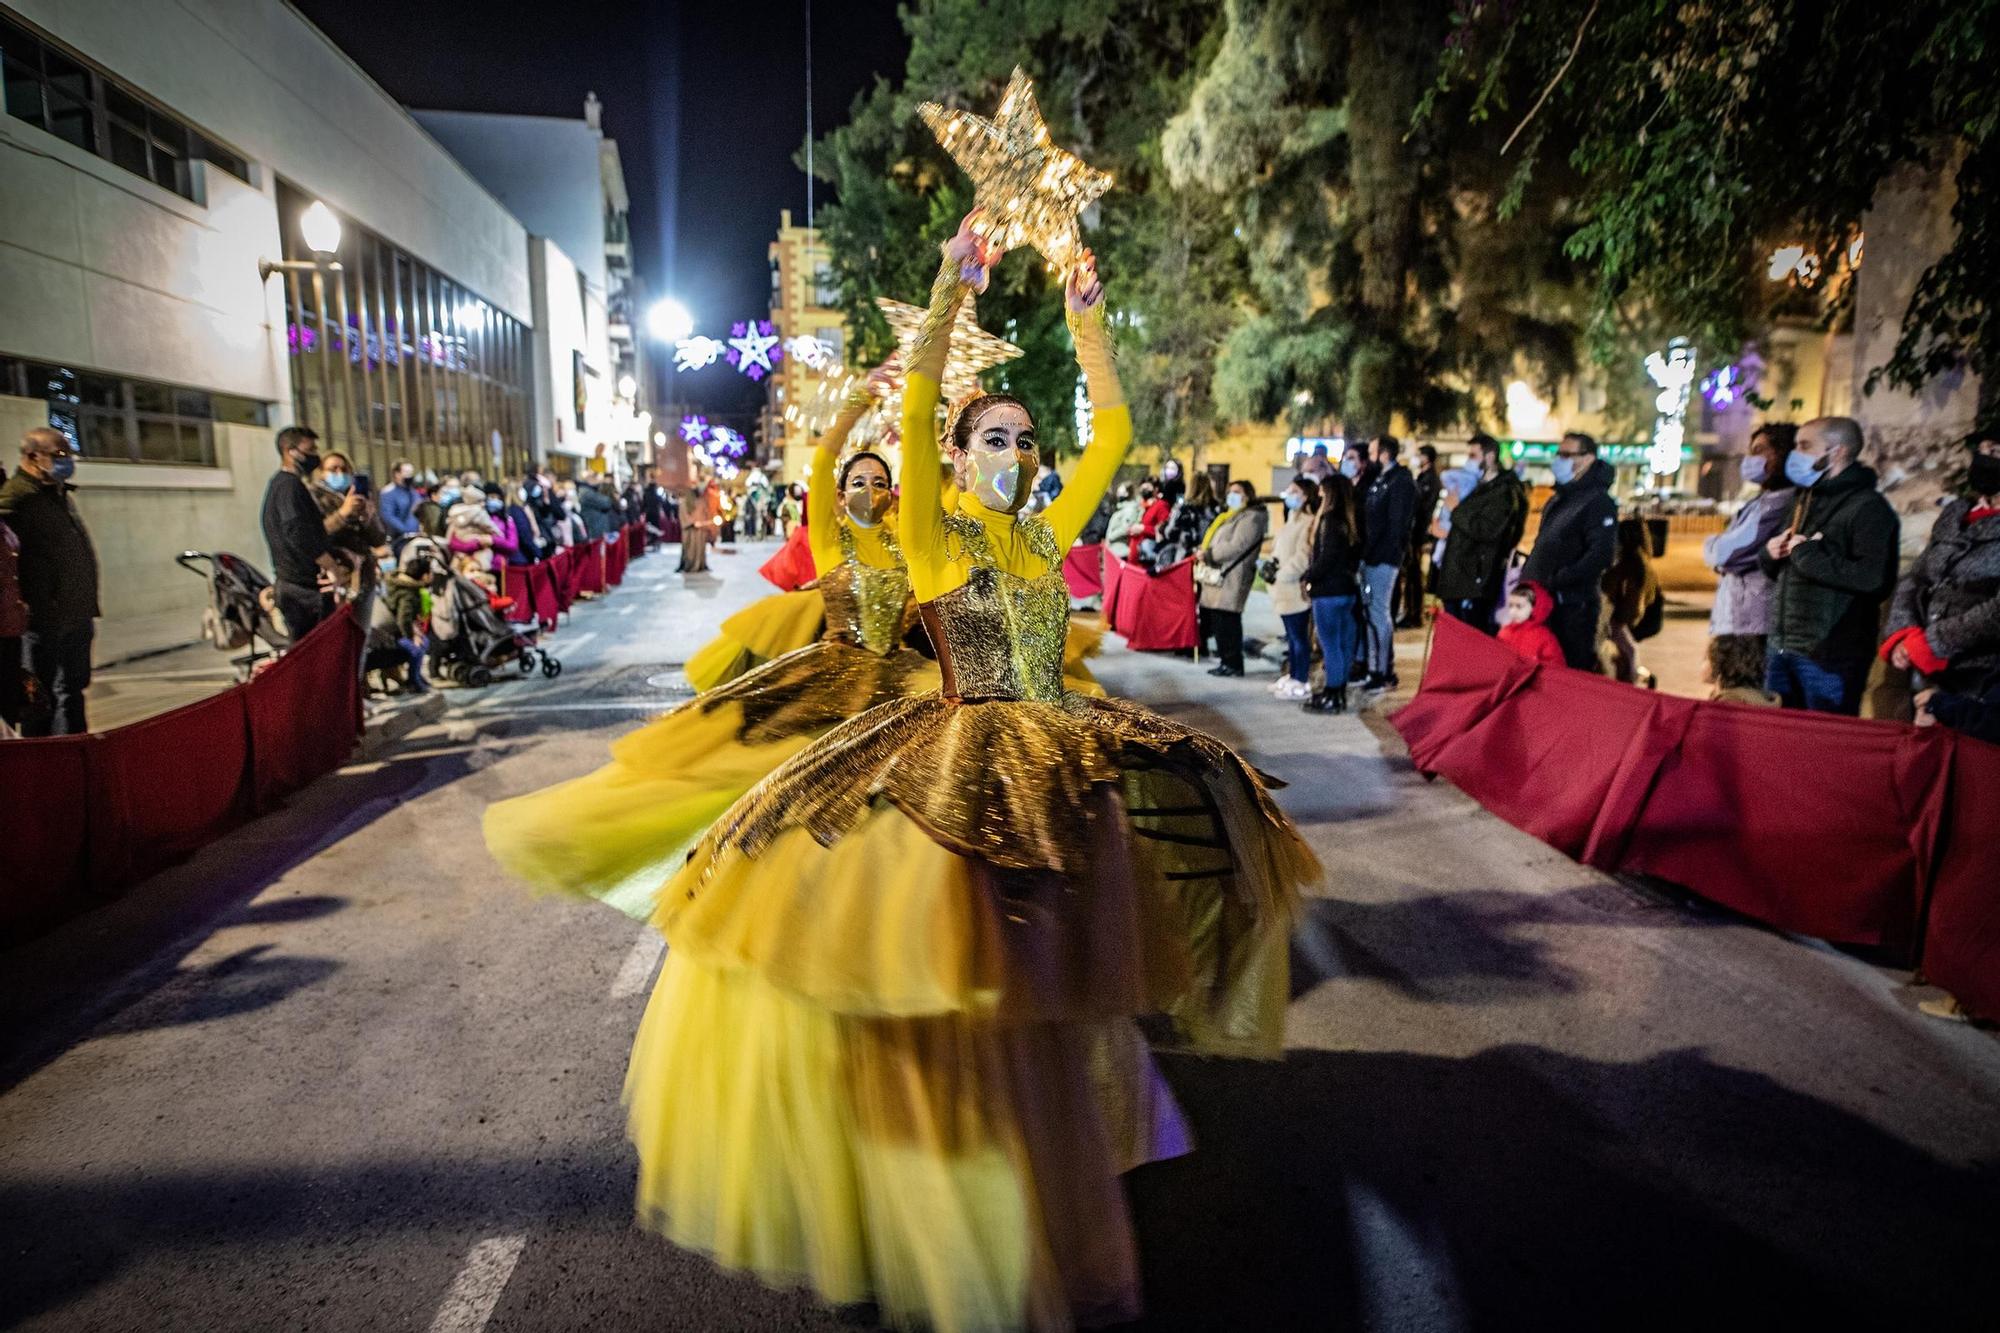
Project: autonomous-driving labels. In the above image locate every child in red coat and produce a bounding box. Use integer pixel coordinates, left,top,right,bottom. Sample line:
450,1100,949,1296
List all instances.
1498,580,1568,668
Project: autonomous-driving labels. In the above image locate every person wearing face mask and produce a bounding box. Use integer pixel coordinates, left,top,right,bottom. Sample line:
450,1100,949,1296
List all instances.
615,214,1317,1333
1881,424,2000,703
1267,475,1319,700
1435,433,1529,634
1131,478,1171,562
1703,423,1797,667
378,459,420,545
259,425,343,644
1356,434,1416,691
1521,431,1620,671
0,428,100,734
486,355,941,916
311,452,388,596
1195,479,1268,677
443,475,502,586
1757,416,1900,713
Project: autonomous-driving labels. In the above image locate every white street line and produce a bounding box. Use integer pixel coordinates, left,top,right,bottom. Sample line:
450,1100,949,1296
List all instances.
609,931,667,998
617,605,635,615
428,1234,527,1333
553,631,597,654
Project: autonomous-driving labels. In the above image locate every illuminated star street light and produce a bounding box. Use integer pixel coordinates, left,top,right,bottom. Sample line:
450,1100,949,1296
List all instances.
678,414,710,445
919,67,1115,271
674,336,726,372
726,320,783,381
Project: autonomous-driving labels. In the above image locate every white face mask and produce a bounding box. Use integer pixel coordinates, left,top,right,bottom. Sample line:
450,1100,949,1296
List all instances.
1226,492,1247,511
1740,454,1769,485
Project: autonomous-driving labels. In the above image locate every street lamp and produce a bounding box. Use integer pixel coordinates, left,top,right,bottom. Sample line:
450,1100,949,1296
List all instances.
647,297,694,343
618,373,638,400
258,198,356,463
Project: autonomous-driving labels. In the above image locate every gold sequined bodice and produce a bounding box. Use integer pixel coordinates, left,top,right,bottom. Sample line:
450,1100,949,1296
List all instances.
922,513,1068,702
820,521,917,656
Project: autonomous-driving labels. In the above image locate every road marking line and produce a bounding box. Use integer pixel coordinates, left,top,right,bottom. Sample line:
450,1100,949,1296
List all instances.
610,931,666,998
554,631,596,653
428,1234,527,1333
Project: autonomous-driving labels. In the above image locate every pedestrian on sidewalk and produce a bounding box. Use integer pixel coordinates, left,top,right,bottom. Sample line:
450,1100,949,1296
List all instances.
1358,434,1416,691
0,429,99,735
1881,425,2000,701
1302,468,1363,714
260,426,342,644
1195,479,1267,678
1758,416,1899,714
1704,423,1797,666
1435,433,1528,634
378,459,420,546
1522,431,1619,671
1398,444,1441,629
1268,475,1318,700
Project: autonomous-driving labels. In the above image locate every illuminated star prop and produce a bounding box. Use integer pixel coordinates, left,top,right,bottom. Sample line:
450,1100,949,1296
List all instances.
678,414,710,445
919,67,1114,271
726,320,783,381
674,336,726,372
877,296,1023,402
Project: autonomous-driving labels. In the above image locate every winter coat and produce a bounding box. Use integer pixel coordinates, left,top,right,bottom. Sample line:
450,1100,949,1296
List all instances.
1436,470,1529,602
1411,466,1443,545
313,484,388,590
0,468,101,630
1301,504,1361,601
1105,498,1142,549
1522,462,1618,607
578,484,616,539
1360,464,1417,567
1270,507,1314,616
1885,499,2000,690
1130,497,1171,561
1927,664,2000,744
1197,504,1268,613
1498,580,1566,667
1704,487,1794,637
1758,463,1899,663
0,515,26,638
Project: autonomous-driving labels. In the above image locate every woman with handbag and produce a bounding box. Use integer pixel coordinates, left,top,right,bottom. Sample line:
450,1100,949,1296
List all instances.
1196,479,1268,677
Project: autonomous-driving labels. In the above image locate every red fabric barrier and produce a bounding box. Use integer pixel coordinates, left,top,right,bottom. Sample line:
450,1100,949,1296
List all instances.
1393,614,2000,1017
1112,555,1199,651
1100,545,1126,627
0,605,363,941
627,523,645,560
1063,542,1105,601
760,524,817,591
604,531,628,586
571,540,607,598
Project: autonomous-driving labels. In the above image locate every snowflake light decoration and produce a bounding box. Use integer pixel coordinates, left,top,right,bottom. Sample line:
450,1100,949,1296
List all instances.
725,320,783,381
678,414,710,445
709,425,748,460
1644,339,1697,478
674,336,727,372
784,335,834,370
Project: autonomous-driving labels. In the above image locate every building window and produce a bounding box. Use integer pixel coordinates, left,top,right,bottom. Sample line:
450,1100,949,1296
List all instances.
0,353,269,467
0,9,250,200
275,180,532,484
813,263,840,309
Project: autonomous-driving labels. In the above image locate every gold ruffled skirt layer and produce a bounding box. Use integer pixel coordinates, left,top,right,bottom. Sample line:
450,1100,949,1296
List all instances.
628,691,1318,1330
483,640,939,919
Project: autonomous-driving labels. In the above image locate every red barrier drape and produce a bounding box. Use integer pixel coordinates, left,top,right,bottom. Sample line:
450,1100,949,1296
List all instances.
626,523,645,560
760,524,817,591
1392,614,2000,1018
1063,542,1105,601
1101,545,1127,627
0,605,363,941
1112,555,1199,651
604,531,628,586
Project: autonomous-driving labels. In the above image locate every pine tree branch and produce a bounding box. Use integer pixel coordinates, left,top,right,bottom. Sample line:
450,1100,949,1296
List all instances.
1502,0,1599,156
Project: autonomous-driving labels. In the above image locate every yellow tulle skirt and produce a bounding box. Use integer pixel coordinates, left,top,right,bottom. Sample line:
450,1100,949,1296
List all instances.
483,639,939,919
626,692,1318,1330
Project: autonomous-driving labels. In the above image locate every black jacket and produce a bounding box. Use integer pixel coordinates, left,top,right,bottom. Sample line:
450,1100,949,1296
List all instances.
1411,466,1443,545
1522,462,1618,602
1360,464,1416,566
1929,664,2000,744
1436,469,1530,601
1758,463,1899,662
1301,504,1361,600
0,469,101,630
1885,498,2000,689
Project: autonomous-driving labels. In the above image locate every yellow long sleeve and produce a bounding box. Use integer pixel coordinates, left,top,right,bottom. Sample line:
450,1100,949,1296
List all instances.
807,393,874,577
1043,306,1129,549
900,371,948,602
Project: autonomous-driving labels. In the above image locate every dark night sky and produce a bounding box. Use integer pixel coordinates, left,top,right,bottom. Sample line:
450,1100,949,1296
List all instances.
290,0,907,418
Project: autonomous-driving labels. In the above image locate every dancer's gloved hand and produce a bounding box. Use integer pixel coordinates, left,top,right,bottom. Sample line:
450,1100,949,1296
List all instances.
944,209,1004,292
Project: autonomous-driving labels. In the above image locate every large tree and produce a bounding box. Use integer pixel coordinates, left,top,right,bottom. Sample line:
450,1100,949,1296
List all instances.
810,0,1248,454
1427,0,1997,414
1162,0,1581,440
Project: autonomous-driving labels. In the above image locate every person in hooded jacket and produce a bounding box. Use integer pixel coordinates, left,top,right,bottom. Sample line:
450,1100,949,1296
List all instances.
1880,425,2000,700
1498,581,1566,667
1522,431,1619,671
1757,416,1899,714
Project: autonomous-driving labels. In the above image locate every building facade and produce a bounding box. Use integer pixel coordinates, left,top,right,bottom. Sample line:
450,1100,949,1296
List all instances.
416,98,651,481
0,0,535,660
762,209,847,483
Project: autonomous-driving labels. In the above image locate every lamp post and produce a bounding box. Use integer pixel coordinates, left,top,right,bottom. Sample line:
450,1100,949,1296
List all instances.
259,199,368,475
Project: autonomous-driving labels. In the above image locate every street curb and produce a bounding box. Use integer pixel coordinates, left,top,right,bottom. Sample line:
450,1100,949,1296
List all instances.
356,691,447,761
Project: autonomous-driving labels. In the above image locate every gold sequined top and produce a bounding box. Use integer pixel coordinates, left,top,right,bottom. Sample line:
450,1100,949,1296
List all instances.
820,521,918,657
921,513,1068,702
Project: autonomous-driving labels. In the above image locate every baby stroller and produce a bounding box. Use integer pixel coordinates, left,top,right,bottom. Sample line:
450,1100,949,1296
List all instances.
427,568,561,687
176,550,290,680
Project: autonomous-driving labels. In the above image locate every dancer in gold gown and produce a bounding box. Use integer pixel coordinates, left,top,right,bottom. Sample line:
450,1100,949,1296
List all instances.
624,220,1318,1331
482,380,938,919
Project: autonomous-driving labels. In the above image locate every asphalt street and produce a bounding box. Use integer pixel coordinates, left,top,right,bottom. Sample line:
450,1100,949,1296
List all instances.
3,536,1997,1333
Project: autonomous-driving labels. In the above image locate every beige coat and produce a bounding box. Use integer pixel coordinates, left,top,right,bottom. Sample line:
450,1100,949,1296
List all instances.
1270,507,1312,616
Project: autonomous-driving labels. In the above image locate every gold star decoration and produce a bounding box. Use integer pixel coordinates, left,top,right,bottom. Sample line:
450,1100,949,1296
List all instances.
919,67,1114,272
877,296,1024,402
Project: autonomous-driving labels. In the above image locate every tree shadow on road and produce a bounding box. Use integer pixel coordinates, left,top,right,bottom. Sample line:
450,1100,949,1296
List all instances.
1126,1042,2000,1331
